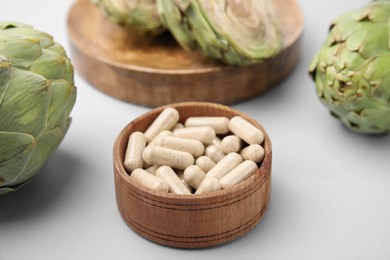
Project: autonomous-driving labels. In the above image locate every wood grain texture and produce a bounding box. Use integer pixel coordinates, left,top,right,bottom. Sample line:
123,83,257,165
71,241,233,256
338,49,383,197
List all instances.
113,102,272,248
67,0,304,107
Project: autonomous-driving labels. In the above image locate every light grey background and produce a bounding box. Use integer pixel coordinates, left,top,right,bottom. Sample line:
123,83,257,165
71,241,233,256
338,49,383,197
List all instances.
1,0,389,259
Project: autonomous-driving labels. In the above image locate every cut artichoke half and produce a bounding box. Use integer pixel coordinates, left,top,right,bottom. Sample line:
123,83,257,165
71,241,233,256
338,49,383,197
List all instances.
92,0,165,36
157,0,197,50
157,0,284,65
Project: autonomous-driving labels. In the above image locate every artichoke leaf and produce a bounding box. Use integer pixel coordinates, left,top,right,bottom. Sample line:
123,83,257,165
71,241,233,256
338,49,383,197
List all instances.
357,23,389,58
0,186,18,195
313,70,325,96
344,22,370,52
46,41,67,59
0,179,32,195
329,18,359,46
362,2,390,23
370,74,390,103
364,55,390,81
29,49,71,83
0,56,12,105
337,46,366,72
7,127,65,186
0,36,42,70
0,131,35,187
0,21,32,31
346,108,390,134
46,80,75,131
361,108,390,130
65,87,77,123
0,68,51,136
0,26,53,49
309,52,320,77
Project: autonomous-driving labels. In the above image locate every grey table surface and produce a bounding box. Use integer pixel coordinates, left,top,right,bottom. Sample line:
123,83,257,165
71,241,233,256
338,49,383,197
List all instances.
1,0,389,259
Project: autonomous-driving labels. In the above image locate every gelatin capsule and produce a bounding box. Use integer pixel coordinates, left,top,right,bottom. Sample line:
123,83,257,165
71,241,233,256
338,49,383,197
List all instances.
205,145,225,163
173,126,216,145
148,130,172,146
143,146,194,170
172,123,184,131
124,132,146,172
156,166,192,194
145,165,158,175
240,144,265,163
176,170,193,192
211,137,222,147
185,117,229,134
206,152,243,180
229,116,264,145
144,107,179,142
219,160,258,189
184,165,206,189
195,156,216,173
131,169,169,192
195,177,221,195
221,135,242,154
154,135,204,157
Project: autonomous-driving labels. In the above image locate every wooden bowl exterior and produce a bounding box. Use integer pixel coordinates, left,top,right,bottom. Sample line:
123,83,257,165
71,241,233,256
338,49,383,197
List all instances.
113,102,272,248
68,0,304,107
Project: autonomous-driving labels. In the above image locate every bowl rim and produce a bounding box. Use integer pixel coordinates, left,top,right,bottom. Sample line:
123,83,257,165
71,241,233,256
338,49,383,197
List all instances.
113,102,272,203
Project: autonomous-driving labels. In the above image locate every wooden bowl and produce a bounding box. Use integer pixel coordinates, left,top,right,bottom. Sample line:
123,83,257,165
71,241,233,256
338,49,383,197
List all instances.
68,0,304,107
113,102,272,248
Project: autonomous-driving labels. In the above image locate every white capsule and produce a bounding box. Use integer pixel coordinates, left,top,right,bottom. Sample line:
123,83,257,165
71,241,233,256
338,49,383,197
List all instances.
148,130,173,146
211,137,222,147
124,132,146,172
159,130,173,136
240,144,265,163
154,135,204,157
184,165,206,189
173,126,216,145
156,166,192,195
185,117,230,134
229,116,264,145
219,160,258,189
131,169,169,192
206,152,243,180
145,165,158,175
195,156,216,173
144,107,179,142
221,135,242,154
172,122,184,131
195,177,221,195
176,170,193,193
143,146,194,170
205,145,225,163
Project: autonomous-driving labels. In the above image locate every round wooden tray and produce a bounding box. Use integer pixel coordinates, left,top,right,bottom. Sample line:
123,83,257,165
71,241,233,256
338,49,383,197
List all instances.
113,102,272,248
68,0,303,107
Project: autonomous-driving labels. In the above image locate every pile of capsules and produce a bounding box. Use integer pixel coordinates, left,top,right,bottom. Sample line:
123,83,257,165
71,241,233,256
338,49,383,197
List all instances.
124,107,265,195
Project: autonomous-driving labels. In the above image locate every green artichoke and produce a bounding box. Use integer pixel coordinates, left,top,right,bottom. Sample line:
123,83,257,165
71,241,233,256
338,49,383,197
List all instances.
157,0,284,65
309,0,390,134
92,0,165,36
0,22,76,195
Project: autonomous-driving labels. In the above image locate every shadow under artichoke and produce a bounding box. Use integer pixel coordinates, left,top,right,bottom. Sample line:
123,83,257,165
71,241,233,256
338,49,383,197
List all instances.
0,150,82,222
